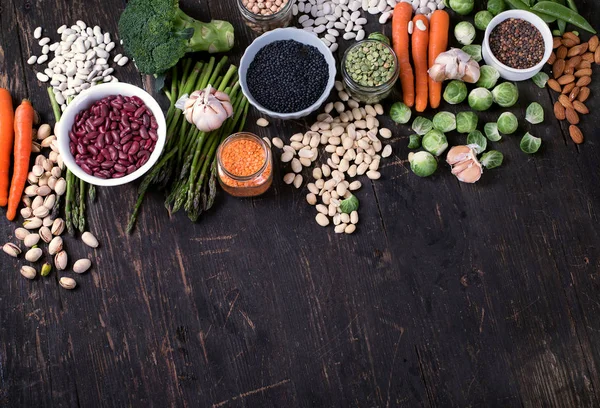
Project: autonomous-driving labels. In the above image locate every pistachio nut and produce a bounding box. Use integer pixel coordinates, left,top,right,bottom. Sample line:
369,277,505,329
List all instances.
54,250,68,270
51,218,65,236
54,178,66,196
37,124,51,140
15,228,29,241
39,226,53,243
25,247,43,262
59,277,76,290
48,151,58,163
51,166,61,178
24,185,38,197
57,155,64,170
27,172,39,184
43,194,56,210
31,195,44,210
2,243,21,257
81,232,99,248
32,165,44,177
23,217,43,230
40,135,56,148
73,259,92,274
42,216,54,227
47,176,57,190
42,158,53,172
23,234,40,248
20,207,33,219
48,236,63,256
35,154,45,166
38,174,49,187
20,266,36,280
33,205,50,218
40,262,52,277
36,185,51,197
21,196,32,208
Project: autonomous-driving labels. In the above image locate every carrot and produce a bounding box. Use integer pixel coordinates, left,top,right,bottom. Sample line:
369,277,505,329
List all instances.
0,89,14,207
392,2,415,107
412,15,430,113
428,10,450,109
6,100,34,221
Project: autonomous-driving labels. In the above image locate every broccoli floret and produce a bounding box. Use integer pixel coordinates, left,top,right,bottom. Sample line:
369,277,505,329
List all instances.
118,0,235,74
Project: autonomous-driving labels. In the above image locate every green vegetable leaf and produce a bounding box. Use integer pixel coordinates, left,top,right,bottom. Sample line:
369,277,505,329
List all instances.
456,111,478,134
476,66,500,89
467,130,488,154
532,72,549,88
422,129,449,156
480,150,504,169
455,21,476,45
497,112,518,134
526,102,544,124
484,122,502,142
408,134,422,149
492,82,519,107
412,117,434,135
468,87,494,111
433,112,456,133
487,0,506,16
474,11,494,30
520,132,542,154
444,80,468,104
339,194,359,214
390,102,412,124
409,151,438,177
462,45,482,62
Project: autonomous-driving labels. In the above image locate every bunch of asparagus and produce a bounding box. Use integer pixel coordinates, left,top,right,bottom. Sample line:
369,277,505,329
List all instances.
127,56,249,232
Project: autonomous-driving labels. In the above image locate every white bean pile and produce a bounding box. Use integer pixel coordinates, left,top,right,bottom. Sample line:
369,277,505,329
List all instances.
28,21,128,112
292,0,445,52
268,81,393,233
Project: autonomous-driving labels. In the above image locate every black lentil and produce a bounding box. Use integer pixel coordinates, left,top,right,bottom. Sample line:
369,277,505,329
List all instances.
489,18,544,69
246,40,329,113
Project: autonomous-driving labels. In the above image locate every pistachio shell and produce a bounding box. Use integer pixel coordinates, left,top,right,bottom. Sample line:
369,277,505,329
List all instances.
25,247,43,262
20,265,37,280
73,259,92,274
48,236,63,255
81,232,99,248
3,243,21,257
59,277,76,289
54,250,68,271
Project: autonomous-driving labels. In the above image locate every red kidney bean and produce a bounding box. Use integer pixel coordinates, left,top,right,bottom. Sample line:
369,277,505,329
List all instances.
143,139,153,150
127,165,136,174
142,114,150,128
131,122,139,130
121,134,133,146
139,126,149,140
80,163,93,175
86,145,99,156
93,171,107,179
113,172,125,178
118,151,128,160
113,163,127,173
134,106,145,118
86,158,100,168
117,159,130,166
101,161,114,169
123,141,132,154
123,102,136,111
129,141,140,155
121,115,130,128
149,129,157,141
76,143,86,155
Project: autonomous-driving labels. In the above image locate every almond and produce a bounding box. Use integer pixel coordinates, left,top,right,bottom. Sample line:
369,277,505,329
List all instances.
553,59,566,78
576,76,592,87
573,100,589,114
568,86,580,101
562,38,577,48
582,52,595,62
554,101,566,120
575,68,592,77
558,46,569,60
562,82,576,95
569,125,584,144
564,66,574,75
576,60,592,70
548,78,562,93
595,47,600,64
577,87,591,102
557,74,575,85
589,35,599,52
553,37,562,49
565,56,582,69
548,52,557,65
563,32,581,44
566,107,579,125
567,44,586,57
559,94,574,109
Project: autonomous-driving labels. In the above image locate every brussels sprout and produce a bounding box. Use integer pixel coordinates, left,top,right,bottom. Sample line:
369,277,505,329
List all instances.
408,134,422,149
456,111,478,134
526,102,544,124
532,72,549,88
412,116,434,136
468,88,494,111
492,82,519,107
520,132,541,154
480,150,504,169
462,45,482,62
449,0,474,16
497,112,518,134
474,11,494,30
368,32,390,45
443,80,468,104
433,112,456,133
339,194,359,214
454,21,476,45
487,0,506,16
484,122,502,142
390,102,412,124
476,65,500,89
467,130,487,154
422,129,449,156
409,151,438,177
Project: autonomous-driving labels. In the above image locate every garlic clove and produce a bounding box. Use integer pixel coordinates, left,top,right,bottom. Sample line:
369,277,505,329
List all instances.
446,145,474,165
456,162,483,183
451,159,472,176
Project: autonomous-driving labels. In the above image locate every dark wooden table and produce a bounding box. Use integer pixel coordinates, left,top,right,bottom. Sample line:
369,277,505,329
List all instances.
1,0,600,406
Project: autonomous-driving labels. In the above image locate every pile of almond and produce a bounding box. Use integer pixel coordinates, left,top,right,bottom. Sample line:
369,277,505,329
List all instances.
547,32,598,145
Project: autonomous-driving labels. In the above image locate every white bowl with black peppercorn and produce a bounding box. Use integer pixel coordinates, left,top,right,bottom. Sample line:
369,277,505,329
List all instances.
239,27,336,120
55,83,166,187
482,10,554,81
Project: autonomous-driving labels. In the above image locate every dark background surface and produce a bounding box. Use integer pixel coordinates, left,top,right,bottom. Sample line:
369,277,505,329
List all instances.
1,0,600,406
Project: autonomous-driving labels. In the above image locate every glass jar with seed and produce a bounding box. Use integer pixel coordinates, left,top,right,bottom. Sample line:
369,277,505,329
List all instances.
217,132,273,197
341,39,399,104
237,0,295,34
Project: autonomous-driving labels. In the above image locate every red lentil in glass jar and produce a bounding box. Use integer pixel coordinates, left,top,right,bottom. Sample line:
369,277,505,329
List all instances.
237,0,294,34
217,132,273,197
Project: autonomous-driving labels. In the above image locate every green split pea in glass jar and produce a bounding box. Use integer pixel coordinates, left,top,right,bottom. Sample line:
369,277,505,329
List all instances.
341,39,399,104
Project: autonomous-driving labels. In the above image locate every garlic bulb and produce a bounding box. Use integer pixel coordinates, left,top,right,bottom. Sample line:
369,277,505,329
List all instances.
428,48,481,84
446,145,483,183
183,85,233,132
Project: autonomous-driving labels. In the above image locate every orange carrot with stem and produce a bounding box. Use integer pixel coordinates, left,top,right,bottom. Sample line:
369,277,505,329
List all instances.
412,15,430,113
6,99,34,221
392,2,415,107
0,89,14,207
428,10,450,109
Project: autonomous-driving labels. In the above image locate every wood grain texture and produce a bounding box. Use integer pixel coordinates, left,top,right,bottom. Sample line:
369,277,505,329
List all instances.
0,0,599,407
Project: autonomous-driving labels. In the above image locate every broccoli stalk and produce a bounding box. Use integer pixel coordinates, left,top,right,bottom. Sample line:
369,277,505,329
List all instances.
118,0,235,75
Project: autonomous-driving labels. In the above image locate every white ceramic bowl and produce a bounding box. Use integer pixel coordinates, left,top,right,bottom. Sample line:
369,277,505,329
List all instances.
482,10,553,81
239,27,336,120
55,83,166,187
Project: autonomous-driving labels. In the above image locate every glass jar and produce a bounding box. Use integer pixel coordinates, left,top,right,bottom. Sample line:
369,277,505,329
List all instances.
217,132,273,197
341,39,399,104
237,0,295,34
